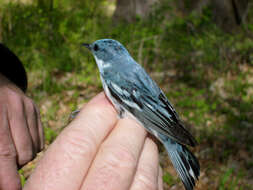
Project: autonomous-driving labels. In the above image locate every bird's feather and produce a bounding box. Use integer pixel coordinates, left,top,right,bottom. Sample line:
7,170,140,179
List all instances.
160,134,200,190
102,62,197,147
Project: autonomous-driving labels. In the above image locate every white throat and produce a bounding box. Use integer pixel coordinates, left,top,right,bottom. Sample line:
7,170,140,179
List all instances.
94,56,111,72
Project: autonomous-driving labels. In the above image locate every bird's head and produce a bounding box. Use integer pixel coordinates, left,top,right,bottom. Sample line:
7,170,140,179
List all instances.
83,39,131,70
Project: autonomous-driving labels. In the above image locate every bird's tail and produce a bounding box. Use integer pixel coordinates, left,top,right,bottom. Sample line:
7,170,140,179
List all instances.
160,135,200,190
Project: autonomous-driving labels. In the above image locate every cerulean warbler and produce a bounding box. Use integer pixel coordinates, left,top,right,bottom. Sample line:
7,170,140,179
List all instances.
83,39,200,190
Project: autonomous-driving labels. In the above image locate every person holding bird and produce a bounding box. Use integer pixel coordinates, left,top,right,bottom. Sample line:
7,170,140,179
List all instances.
82,39,200,190
24,39,199,190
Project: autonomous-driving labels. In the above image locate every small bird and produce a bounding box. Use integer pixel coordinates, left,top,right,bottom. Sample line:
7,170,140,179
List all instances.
83,39,200,190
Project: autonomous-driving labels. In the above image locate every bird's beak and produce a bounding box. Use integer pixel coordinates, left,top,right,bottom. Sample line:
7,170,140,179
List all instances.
82,43,91,50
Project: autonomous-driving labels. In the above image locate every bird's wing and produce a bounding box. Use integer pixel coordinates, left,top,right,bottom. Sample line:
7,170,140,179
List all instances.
103,69,197,147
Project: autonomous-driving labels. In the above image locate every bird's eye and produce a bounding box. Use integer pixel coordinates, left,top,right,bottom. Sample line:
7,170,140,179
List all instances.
94,44,99,51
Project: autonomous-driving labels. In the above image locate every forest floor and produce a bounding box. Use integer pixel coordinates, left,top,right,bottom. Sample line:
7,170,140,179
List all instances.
20,62,253,190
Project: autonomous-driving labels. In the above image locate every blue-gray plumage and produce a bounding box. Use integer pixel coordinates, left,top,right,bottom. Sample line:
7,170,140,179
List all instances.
83,39,200,190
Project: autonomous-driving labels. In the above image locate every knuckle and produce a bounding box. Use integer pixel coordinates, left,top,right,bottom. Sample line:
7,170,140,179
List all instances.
7,89,23,102
8,95,24,113
101,143,137,171
92,107,113,122
62,128,97,160
134,167,158,190
24,97,36,113
87,99,116,120
90,143,138,188
0,144,17,160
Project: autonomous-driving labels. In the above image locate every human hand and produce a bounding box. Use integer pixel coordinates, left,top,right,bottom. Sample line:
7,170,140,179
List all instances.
0,74,44,190
24,92,163,190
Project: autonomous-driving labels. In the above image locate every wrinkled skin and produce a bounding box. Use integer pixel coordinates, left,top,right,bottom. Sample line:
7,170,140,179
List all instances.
0,73,44,190
24,93,163,190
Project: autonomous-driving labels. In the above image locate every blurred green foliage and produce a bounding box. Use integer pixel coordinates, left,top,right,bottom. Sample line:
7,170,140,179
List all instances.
1,0,253,91
218,168,244,190
18,170,26,187
44,126,58,143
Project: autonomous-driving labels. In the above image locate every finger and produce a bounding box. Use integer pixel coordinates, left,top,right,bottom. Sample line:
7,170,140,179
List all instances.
24,98,40,153
158,166,164,190
130,137,159,190
24,92,118,190
0,106,21,190
8,96,34,167
81,116,147,190
35,105,44,151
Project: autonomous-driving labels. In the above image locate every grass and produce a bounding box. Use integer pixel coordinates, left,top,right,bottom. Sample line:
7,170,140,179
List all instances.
218,168,244,190
2,0,253,189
